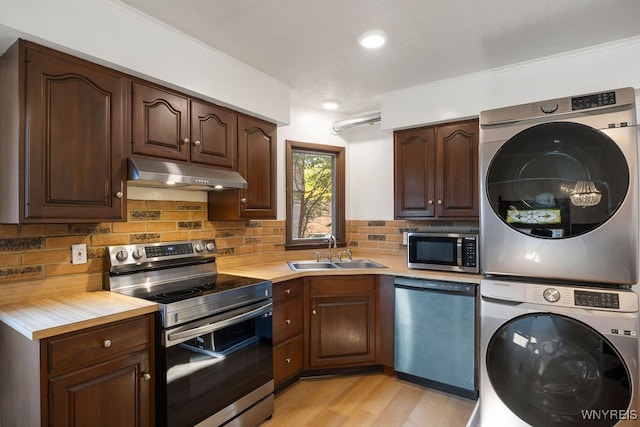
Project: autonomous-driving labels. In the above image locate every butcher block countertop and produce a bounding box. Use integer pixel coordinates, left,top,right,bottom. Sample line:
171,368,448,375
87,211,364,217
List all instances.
216,250,483,285
0,250,480,341
0,291,158,341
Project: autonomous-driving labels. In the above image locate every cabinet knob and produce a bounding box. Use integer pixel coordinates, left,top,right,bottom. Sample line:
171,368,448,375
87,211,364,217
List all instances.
285,288,291,294
312,309,317,315
240,197,247,204
285,358,291,364
285,319,291,324
428,200,433,205
116,191,123,199
437,199,442,205
193,140,201,146
181,138,190,145
141,372,151,381
103,339,112,348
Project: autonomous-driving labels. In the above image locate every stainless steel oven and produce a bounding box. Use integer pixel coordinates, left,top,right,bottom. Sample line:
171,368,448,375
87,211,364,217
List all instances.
106,240,273,427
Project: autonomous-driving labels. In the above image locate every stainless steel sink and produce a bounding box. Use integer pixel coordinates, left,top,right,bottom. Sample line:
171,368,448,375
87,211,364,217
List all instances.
287,261,338,270
287,259,386,271
332,260,386,269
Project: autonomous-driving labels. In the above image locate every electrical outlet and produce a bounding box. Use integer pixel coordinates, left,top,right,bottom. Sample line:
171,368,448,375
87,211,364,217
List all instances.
72,244,87,265
402,232,408,246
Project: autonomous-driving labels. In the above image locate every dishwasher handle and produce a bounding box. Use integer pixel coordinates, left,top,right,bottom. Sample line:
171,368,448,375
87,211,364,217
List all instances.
394,277,476,296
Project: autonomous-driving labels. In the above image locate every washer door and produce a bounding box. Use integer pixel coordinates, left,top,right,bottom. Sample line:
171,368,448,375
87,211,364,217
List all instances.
486,122,629,238
487,313,632,427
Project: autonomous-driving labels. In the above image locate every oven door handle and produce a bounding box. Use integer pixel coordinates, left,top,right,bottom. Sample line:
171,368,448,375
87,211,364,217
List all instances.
167,302,273,343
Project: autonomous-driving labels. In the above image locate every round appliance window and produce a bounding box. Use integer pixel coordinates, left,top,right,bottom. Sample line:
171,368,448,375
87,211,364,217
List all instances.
486,313,632,427
485,122,629,238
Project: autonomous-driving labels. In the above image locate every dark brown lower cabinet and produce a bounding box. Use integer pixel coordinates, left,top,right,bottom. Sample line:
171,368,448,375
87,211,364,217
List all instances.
44,315,155,426
0,314,155,426
308,275,376,368
272,279,304,387
48,351,152,426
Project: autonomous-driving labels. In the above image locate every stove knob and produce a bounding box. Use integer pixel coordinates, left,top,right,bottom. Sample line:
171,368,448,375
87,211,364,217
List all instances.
543,288,561,303
132,249,144,260
194,243,204,253
115,250,128,262
206,242,216,252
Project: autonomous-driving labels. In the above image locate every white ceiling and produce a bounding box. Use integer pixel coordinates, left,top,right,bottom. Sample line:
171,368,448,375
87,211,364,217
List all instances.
43,1,640,115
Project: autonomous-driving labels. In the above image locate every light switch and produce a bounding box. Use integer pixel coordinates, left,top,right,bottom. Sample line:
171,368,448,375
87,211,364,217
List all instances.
72,244,87,265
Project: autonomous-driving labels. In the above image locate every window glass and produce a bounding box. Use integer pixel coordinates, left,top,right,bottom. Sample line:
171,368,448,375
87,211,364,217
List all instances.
286,141,345,249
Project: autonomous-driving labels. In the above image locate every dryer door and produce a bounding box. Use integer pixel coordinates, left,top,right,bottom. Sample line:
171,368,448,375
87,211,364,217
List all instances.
486,313,632,427
485,122,629,238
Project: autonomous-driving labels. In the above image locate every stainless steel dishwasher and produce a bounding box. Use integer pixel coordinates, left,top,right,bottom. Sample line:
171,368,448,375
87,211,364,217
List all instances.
394,277,478,399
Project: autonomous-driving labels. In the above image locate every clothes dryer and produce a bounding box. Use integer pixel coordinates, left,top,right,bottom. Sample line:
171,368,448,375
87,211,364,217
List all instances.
480,279,639,426
479,87,638,285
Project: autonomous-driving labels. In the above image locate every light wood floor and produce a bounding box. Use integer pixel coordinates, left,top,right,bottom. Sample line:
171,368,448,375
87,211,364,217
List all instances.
261,373,476,426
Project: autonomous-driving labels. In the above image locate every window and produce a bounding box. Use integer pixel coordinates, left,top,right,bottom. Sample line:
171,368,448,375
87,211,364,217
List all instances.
285,140,345,249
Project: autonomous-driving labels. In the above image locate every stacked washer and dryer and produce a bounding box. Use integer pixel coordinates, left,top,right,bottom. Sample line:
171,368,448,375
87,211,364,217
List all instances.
478,87,640,426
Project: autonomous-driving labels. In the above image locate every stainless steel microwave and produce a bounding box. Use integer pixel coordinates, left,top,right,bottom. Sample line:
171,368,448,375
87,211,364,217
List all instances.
407,232,479,273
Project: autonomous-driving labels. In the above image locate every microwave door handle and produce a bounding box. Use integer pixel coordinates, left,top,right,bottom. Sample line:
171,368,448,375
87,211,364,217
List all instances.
456,237,463,267
167,302,272,343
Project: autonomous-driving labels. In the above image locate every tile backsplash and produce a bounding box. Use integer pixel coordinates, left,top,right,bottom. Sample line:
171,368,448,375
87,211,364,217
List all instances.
0,199,478,303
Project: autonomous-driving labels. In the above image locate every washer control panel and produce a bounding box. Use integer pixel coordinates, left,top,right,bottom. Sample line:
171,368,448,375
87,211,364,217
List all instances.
574,289,620,309
481,279,638,312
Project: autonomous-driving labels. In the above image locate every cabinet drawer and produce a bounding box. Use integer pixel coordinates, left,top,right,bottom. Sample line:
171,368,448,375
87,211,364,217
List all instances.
273,279,303,303
273,334,303,386
273,298,303,343
310,275,375,296
47,316,151,374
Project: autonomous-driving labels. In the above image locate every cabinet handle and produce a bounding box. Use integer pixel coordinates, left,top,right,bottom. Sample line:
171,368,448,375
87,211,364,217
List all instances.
285,288,291,294
437,199,442,205
428,200,433,205
240,197,247,204
115,192,123,199
285,357,291,364
193,140,201,146
103,339,112,348
141,372,151,381
181,138,190,145
285,319,291,324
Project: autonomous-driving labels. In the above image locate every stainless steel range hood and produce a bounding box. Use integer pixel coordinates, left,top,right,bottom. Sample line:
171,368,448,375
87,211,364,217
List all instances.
128,156,247,190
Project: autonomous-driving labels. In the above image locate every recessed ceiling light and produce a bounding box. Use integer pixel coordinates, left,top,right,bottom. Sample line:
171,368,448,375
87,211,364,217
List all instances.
322,100,340,110
358,30,388,49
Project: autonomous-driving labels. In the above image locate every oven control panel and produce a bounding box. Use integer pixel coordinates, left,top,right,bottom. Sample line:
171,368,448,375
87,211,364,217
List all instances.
108,239,217,267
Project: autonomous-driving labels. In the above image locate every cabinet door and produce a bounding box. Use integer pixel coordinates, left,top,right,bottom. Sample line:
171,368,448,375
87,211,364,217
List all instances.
131,81,190,162
237,114,277,218
190,100,236,168
394,126,437,218
24,44,126,221
48,350,153,427
435,120,479,218
309,293,376,368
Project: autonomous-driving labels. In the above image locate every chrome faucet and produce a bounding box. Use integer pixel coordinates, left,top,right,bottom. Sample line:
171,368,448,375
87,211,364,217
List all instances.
327,234,337,262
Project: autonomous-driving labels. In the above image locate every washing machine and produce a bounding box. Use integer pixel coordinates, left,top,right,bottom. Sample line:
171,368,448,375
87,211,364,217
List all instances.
479,87,638,285
480,279,639,426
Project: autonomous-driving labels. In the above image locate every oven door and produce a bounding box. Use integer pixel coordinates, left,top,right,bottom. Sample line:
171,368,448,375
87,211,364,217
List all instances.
160,300,273,427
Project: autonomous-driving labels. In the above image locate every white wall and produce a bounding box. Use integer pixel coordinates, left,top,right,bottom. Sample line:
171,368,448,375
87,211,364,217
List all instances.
381,36,640,130
0,0,291,124
277,105,395,221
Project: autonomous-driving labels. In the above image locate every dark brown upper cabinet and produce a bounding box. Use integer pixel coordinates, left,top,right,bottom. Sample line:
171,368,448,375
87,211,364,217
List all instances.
0,40,127,223
208,114,277,220
394,119,479,219
131,81,236,169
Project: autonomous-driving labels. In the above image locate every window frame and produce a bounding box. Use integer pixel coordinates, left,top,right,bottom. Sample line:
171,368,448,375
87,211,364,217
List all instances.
285,140,345,250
